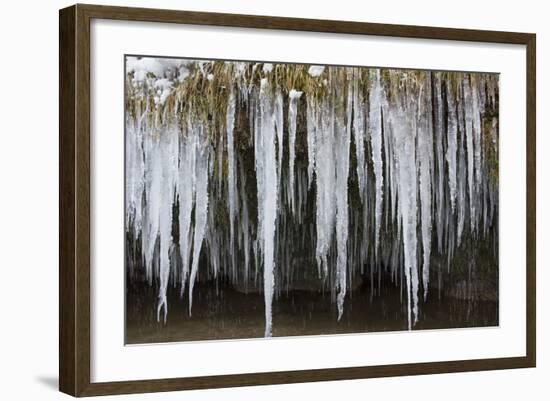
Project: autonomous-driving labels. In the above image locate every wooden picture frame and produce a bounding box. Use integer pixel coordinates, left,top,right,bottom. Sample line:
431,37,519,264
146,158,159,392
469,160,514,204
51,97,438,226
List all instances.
59,3,536,396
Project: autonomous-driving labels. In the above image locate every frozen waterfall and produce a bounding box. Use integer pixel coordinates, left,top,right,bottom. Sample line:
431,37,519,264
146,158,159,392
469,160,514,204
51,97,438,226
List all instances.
125,58,499,334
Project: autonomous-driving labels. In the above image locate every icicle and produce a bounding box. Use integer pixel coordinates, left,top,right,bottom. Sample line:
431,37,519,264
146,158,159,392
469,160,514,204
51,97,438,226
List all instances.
144,134,162,284
433,73,445,253
256,79,279,337
226,90,237,249
335,78,352,320
353,70,366,200
382,98,392,231
417,77,433,302
369,70,384,258
306,98,316,189
275,89,284,179
288,89,302,215
126,60,499,335
383,96,398,227
446,83,458,212
456,86,467,246
157,128,178,323
388,79,419,329
463,76,476,233
472,76,483,229
188,133,210,316
239,159,251,284
125,116,145,239
313,94,336,277
177,125,197,295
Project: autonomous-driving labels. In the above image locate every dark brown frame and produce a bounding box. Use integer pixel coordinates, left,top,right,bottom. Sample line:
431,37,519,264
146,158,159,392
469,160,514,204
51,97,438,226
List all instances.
59,3,536,397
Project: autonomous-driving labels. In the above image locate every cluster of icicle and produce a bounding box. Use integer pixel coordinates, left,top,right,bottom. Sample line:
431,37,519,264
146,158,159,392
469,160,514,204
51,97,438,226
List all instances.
125,57,499,335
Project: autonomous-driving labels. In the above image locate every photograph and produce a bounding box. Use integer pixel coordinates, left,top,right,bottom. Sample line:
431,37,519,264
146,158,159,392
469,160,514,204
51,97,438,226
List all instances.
124,56,499,344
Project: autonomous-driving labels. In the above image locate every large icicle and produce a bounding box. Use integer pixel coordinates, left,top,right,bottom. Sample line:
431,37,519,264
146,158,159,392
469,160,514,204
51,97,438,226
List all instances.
456,90,467,247
239,159,251,284
256,79,279,337
288,89,303,215
313,95,336,277
389,88,419,330
157,128,178,323
417,79,433,302
353,70,366,200
188,134,210,316
335,78,352,320
369,70,384,258
433,73,445,252
472,76,483,230
177,125,197,295
446,84,458,212
226,90,237,249
463,76,476,233
144,134,162,284
125,116,145,239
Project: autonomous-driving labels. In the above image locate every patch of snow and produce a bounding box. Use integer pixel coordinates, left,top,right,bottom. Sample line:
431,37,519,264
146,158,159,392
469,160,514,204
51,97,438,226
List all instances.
308,65,325,77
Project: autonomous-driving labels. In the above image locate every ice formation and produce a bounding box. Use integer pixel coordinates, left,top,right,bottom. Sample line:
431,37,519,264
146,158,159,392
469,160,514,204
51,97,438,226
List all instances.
125,57,499,335
368,70,384,257
256,79,279,337
287,89,303,215
226,91,237,249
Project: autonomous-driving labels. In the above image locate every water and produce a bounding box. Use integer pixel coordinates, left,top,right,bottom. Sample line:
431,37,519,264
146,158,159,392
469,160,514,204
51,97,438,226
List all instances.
126,275,498,344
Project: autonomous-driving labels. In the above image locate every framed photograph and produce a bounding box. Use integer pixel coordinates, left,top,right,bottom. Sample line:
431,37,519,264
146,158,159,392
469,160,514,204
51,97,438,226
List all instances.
59,4,536,396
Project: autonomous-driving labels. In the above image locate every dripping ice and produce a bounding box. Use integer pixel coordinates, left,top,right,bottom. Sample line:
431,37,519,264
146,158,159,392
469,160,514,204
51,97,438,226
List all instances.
125,59,499,335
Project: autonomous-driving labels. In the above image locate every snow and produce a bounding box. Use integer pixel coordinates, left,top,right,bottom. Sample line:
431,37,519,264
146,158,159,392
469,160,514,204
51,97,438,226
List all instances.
177,66,189,81
127,56,192,83
308,65,325,77
127,56,165,81
154,78,173,105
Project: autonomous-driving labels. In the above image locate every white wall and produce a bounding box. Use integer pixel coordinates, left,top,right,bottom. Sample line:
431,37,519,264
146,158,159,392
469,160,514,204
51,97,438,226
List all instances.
0,0,546,400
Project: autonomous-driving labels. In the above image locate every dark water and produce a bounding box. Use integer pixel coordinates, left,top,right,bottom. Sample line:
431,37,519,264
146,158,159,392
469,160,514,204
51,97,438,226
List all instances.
126,278,498,344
